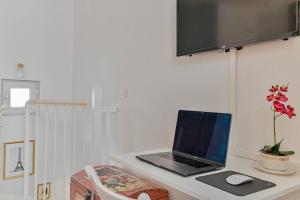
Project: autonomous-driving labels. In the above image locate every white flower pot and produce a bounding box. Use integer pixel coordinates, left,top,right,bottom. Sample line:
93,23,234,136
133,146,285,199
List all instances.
260,152,290,171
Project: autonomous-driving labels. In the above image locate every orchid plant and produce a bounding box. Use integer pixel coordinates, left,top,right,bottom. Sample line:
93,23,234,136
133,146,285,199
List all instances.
261,83,296,156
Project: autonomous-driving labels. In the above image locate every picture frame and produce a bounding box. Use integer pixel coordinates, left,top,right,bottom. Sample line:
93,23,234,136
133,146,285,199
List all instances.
37,182,51,200
3,140,35,180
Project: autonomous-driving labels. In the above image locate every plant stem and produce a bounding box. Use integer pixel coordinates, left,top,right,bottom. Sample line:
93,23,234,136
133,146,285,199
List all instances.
273,110,277,145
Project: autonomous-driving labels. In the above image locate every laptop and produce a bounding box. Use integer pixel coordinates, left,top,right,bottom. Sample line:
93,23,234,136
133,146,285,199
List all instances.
136,110,232,177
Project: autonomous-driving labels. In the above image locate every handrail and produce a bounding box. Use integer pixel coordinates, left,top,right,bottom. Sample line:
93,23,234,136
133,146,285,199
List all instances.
28,100,88,106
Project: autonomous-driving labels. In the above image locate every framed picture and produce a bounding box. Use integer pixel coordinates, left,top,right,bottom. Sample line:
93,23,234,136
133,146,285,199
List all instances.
37,182,51,200
3,140,35,180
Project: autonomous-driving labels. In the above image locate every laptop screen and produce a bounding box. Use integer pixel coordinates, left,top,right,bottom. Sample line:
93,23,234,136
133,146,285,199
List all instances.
173,110,232,165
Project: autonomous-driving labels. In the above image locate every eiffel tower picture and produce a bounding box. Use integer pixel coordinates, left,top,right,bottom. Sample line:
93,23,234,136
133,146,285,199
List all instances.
3,140,35,180
13,147,24,172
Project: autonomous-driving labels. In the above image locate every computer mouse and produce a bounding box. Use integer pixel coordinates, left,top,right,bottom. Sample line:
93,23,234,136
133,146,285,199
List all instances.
226,174,254,186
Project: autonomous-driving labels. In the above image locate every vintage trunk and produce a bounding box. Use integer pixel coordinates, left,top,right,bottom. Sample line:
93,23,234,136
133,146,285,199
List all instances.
70,166,169,200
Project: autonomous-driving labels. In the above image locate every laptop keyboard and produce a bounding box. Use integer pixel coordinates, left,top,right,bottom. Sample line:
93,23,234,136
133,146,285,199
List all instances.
159,153,211,169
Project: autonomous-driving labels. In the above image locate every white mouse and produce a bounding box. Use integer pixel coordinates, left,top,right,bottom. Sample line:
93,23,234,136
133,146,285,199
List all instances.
226,174,254,186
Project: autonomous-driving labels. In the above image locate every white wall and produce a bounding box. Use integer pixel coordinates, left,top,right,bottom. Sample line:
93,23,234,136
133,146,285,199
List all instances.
0,0,73,195
73,0,231,154
73,0,300,160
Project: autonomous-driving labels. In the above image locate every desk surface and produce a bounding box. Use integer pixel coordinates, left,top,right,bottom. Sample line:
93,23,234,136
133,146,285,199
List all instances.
111,149,300,200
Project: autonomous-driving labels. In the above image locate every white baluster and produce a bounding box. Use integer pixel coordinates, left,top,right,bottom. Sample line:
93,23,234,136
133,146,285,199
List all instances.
24,103,31,200
43,107,49,200
63,108,68,199
34,106,40,200
52,107,58,199
105,112,111,164
72,109,76,172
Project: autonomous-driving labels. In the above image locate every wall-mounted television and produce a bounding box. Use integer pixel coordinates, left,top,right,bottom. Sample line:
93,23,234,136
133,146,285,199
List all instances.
177,0,299,56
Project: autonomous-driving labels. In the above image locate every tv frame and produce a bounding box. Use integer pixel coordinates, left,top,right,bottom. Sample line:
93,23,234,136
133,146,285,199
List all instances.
177,0,300,56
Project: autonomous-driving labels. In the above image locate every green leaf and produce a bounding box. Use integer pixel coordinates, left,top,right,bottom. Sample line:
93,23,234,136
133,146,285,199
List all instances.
263,145,272,151
279,151,295,156
271,139,284,154
271,144,281,154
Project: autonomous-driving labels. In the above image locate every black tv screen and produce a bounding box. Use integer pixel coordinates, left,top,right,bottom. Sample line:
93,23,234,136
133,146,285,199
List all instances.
177,0,299,56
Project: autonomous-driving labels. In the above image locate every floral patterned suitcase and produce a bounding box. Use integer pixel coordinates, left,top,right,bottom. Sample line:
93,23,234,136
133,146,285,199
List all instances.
70,166,169,200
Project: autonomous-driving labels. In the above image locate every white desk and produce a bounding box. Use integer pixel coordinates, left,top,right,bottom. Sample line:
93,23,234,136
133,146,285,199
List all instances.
111,149,300,200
